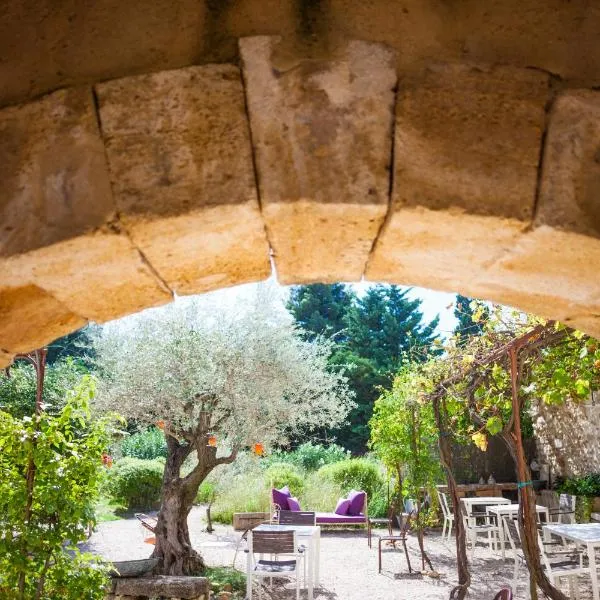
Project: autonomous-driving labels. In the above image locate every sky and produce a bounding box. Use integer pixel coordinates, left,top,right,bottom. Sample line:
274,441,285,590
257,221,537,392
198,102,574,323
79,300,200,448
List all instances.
189,278,460,339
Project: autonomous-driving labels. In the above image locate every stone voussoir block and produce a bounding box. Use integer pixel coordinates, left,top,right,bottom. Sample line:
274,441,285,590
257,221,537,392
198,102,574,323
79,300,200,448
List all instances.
366,61,549,293
475,90,600,330
0,349,14,369
240,36,397,284
95,64,271,296
0,284,86,354
0,86,173,328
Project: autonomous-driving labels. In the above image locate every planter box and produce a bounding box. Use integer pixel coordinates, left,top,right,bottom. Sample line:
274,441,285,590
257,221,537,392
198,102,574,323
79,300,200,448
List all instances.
232,512,270,531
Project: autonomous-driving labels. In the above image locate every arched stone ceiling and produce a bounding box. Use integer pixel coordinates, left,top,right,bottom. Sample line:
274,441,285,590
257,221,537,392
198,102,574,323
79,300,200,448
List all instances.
1,2,600,366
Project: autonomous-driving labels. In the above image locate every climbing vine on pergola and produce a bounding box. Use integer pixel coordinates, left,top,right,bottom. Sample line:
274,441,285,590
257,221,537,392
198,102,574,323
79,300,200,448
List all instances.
423,314,600,600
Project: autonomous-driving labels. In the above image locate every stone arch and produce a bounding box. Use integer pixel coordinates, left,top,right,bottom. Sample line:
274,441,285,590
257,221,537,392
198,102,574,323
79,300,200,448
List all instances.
2,10,600,365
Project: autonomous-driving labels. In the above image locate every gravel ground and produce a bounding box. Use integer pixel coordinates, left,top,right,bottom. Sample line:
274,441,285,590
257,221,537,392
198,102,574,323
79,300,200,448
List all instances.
83,506,593,599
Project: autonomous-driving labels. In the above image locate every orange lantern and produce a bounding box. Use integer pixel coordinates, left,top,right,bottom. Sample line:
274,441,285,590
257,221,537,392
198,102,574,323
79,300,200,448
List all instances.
156,420,165,430
252,442,265,457
101,453,113,468
207,434,217,448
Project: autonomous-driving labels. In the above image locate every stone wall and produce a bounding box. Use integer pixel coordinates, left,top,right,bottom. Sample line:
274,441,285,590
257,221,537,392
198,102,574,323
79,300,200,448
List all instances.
532,393,600,479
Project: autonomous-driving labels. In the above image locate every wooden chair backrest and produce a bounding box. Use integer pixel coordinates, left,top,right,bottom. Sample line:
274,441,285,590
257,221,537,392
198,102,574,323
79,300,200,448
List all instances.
250,530,296,555
501,516,522,550
135,513,157,533
492,588,513,600
278,511,316,525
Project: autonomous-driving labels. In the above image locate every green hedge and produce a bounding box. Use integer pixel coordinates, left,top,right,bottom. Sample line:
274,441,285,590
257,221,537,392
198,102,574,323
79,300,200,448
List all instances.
264,463,305,496
105,457,164,510
317,458,383,500
120,427,167,460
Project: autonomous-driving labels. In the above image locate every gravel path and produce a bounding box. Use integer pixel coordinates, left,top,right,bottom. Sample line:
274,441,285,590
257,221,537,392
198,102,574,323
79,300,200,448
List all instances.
83,506,593,599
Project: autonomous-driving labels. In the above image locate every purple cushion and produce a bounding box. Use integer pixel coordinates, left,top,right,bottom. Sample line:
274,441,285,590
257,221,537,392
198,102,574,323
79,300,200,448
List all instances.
347,490,366,516
287,497,301,511
334,498,351,515
272,488,290,511
315,512,366,524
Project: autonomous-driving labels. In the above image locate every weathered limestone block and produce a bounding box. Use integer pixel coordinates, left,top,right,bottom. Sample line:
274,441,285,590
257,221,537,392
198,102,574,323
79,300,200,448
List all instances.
366,62,549,292
0,87,113,257
0,87,173,328
240,36,397,283
0,285,85,353
95,65,270,296
0,349,14,369
476,90,600,331
110,575,209,598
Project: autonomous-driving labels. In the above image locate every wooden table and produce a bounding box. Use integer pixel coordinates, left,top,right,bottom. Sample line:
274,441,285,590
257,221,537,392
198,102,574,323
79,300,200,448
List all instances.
543,523,600,600
249,523,321,600
437,483,518,498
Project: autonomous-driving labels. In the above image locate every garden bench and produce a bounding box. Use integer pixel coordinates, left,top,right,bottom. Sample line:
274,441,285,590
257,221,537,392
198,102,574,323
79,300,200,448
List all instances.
108,575,210,599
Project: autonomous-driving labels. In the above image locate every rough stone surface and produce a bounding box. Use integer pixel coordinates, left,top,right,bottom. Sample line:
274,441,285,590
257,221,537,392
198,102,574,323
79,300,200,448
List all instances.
1,232,173,324
111,575,209,598
366,62,548,292
536,90,600,237
0,349,14,369
0,86,114,257
241,36,396,283
96,65,270,295
2,1,600,108
473,91,600,334
0,285,85,353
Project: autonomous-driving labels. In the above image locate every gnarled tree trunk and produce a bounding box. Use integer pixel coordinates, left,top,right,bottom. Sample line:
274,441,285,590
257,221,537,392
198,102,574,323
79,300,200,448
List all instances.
432,394,470,600
153,435,205,575
152,425,238,576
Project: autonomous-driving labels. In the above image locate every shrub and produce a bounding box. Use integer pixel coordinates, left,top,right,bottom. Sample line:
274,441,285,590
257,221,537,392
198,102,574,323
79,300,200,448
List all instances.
300,472,345,512
105,457,164,510
210,473,269,525
557,473,600,497
317,458,384,500
0,378,113,599
289,442,349,471
120,427,167,460
264,462,305,496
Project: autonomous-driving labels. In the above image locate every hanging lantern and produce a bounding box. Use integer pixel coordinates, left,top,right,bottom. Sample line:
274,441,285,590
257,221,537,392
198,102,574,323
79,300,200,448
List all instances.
101,453,113,468
252,442,265,457
156,420,165,430
207,434,217,448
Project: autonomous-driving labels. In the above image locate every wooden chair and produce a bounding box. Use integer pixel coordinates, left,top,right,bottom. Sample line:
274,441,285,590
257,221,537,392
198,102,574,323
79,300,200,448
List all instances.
134,513,157,545
247,529,304,600
492,588,513,600
436,489,454,541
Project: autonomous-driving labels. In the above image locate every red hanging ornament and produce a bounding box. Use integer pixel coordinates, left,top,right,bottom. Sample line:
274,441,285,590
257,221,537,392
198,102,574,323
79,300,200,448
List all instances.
207,434,217,448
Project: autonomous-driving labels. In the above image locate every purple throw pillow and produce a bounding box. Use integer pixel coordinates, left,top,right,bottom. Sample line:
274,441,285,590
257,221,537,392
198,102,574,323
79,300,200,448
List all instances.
347,490,366,516
288,497,301,511
334,498,351,515
272,488,290,511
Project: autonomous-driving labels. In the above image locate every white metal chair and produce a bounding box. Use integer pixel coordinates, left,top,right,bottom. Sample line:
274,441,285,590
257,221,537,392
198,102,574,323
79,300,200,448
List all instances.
246,529,305,600
539,528,589,600
436,490,454,541
462,504,500,560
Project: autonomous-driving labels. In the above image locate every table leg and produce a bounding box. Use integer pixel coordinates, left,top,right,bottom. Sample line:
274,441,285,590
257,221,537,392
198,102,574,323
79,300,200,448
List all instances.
589,543,599,600
246,545,252,600
314,528,321,586
307,535,314,600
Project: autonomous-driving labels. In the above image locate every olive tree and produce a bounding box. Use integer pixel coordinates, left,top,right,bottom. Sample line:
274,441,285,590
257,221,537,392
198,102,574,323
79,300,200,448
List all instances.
93,286,354,575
